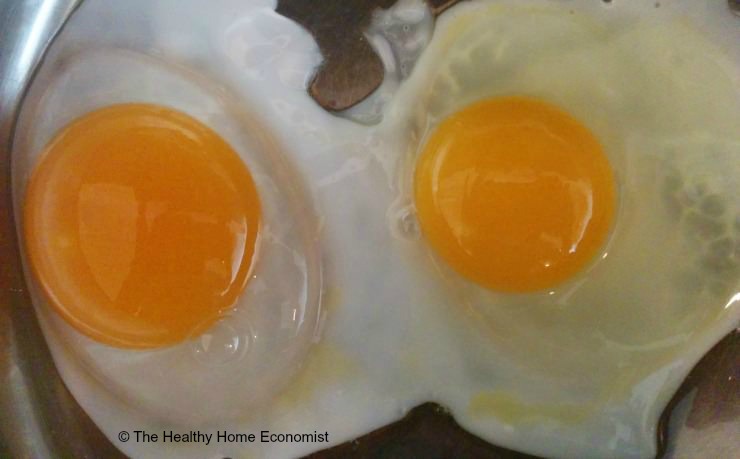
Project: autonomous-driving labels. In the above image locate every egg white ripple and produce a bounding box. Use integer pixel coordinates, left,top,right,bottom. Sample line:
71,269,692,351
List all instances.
12,1,740,459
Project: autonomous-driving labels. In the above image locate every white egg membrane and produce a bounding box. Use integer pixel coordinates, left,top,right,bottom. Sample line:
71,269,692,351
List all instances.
11,1,740,458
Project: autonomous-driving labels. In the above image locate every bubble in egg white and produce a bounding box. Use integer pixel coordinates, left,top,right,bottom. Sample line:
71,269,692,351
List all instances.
190,319,254,366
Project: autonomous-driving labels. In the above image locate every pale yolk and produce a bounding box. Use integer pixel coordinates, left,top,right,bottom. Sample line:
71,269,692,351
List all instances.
414,97,616,292
24,104,261,348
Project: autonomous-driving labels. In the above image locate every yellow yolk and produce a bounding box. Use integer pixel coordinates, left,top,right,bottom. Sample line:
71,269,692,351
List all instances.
414,97,616,292
24,104,261,348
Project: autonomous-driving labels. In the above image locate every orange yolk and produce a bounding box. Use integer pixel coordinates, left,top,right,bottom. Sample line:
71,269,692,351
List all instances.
24,104,261,348
414,96,616,292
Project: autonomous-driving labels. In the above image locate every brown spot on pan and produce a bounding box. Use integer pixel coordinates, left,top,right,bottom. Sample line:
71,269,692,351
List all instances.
657,330,739,456
305,402,541,459
276,0,466,111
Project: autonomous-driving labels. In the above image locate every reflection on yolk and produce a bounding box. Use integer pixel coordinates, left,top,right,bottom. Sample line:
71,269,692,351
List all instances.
24,104,261,348
414,96,616,292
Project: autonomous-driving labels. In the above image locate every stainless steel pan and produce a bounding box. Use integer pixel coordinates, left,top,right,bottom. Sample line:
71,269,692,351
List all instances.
1,2,737,458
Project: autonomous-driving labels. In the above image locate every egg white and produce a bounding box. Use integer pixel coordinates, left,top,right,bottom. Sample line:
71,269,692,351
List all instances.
11,1,740,458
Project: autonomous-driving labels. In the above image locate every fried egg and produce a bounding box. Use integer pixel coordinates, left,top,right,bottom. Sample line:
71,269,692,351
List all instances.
14,44,323,427
12,0,740,458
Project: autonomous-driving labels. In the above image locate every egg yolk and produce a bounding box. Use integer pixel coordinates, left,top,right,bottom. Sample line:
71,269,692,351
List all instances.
24,104,261,348
414,96,616,292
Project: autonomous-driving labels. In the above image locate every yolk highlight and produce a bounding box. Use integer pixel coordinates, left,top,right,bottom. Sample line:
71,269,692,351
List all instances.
414,97,616,292
24,104,261,348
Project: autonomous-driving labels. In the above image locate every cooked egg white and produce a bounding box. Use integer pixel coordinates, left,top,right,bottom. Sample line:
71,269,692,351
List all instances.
12,1,740,458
